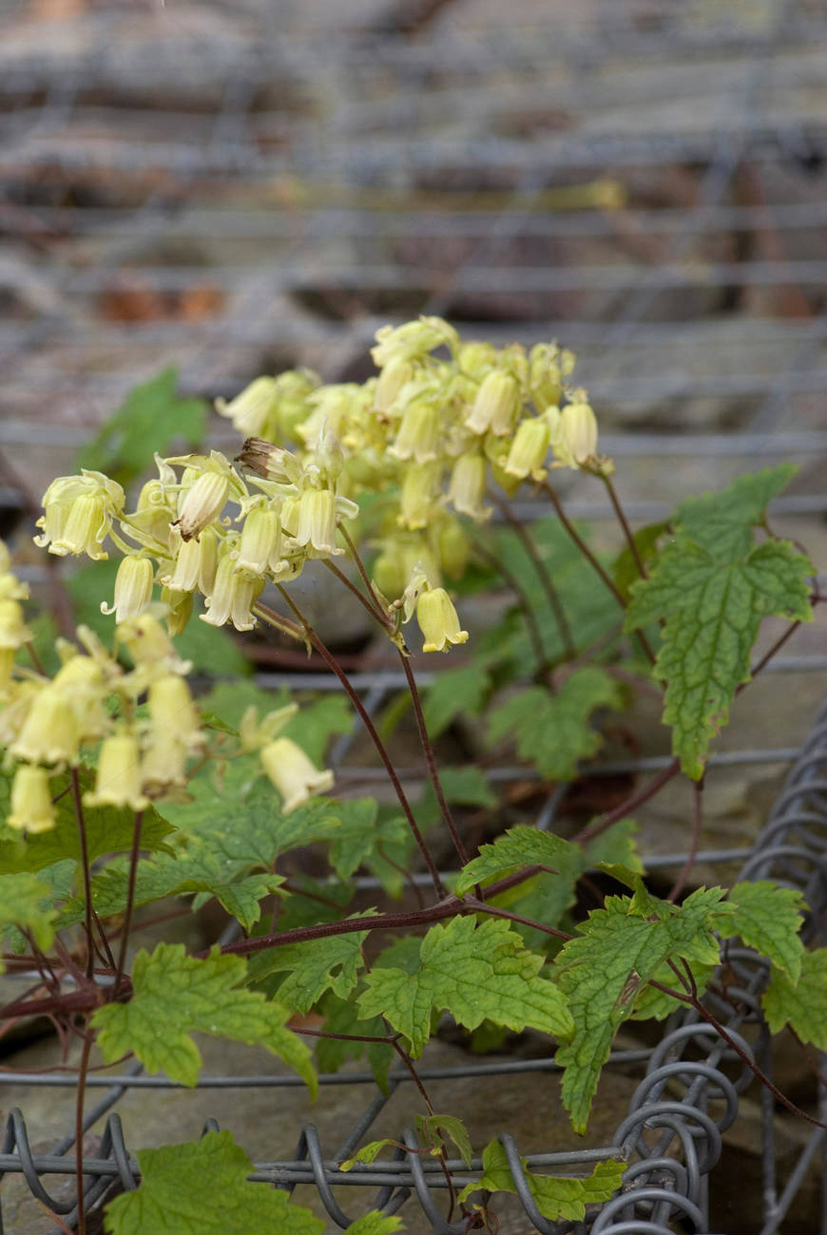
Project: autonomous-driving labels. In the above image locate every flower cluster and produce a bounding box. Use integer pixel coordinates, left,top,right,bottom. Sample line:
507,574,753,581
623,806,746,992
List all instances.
0,547,333,831
34,319,608,655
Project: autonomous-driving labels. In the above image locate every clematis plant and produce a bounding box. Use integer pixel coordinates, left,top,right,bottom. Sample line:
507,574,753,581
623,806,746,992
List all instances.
0,320,823,1235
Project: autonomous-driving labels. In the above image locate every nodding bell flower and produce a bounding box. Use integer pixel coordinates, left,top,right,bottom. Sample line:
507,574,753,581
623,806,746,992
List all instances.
161,586,193,637
7,764,56,833
371,316,458,368
388,401,440,464
11,686,79,766
505,417,551,481
148,674,202,750
465,371,520,437
141,735,189,796
553,397,598,469
233,504,283,577
200,548,263,631
399,462,442,531
127,478,178,552
101,555,155,622
259,737,334,814
53,654,112,739
447,453,490,522
239,702,298,753
372,356,414,415
84,732,149,812
36,471,125,560
458,341,498,378
117,613,190,676
0,598,31,650
528,342,574,410
215,376,280,439
294,489,342,557
174,470,230,542
415,586,468,653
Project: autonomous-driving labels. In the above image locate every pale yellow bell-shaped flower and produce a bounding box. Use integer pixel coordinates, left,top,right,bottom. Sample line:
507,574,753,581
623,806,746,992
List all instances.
161,532,202,593
372,356,414,415
117,612,190,676
233,504,282,577
553,398,598,469
11,686,79,765
36,471,124,560
505,417,551,481
53,653,112,740
7,763,56,833
101,556,155,622
259,737,334,814
388,402,440,463
371,317,458,368
415,587,469,653
161,586,193,637
465,371,520,437
84,732,149,811
0,598,32,650
174,471,229,542
215,376,280,438
295,489,341,556
141,735,189,796
148,674,202,750
447,453,490,522
200,551,262,631
399,462,442,531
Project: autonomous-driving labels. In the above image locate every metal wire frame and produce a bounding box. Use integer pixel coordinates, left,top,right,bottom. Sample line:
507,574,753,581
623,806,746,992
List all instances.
2,687,827,1233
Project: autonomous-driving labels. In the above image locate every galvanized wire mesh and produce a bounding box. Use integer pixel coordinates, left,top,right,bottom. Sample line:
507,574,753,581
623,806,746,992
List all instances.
2,0,827,1230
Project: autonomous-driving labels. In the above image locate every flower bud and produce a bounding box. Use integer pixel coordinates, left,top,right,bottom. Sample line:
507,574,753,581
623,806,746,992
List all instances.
505,417,551,481
148,674,201,748
174,471,229,542
529,343,563,409
436,517,469,580
215,377,279,438
161,587,193,637
465,371,520,436
447,453,489,522
555,399,598,469
85,733,149,811
259,737,334,814
372,549,407,601
415,587,469,653
7,764,56,833
11,687,79,765
101,556,155,622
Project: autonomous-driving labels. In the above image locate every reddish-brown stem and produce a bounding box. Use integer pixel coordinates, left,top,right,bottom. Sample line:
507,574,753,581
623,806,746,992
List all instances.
389,1039,459,1219
340,524,392,623
746,621,800,684
70,769,95,981
294,1027,400,1045
471,899,572,941
540,478,656,665
602,473,648,579
114,811,144,995
572,757,681,847
262,595,446,899
492,492,576,661
667,780,703,903
74,1022,94,1235
399,650,470,867
323,559,392,630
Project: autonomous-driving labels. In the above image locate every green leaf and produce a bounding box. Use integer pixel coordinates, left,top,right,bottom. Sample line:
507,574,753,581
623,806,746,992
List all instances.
613,521,670,603
712,881,806,983
457,1141,623,1222
626,538,812,778
92,943,317,1095
0,872,58,969
0,766,175,874
339,1140,395,1171
763,948,827,1048
422,663,491,738
80,367,206,488
415,1113,473,1169
487,668,625,781
675,464,797,560
345,1211,406,1235
455,826,576,896
630,955,716,1021
104,1129,323,1235
358,915,572,1057
247,918,370,1013
553,886,724,1132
